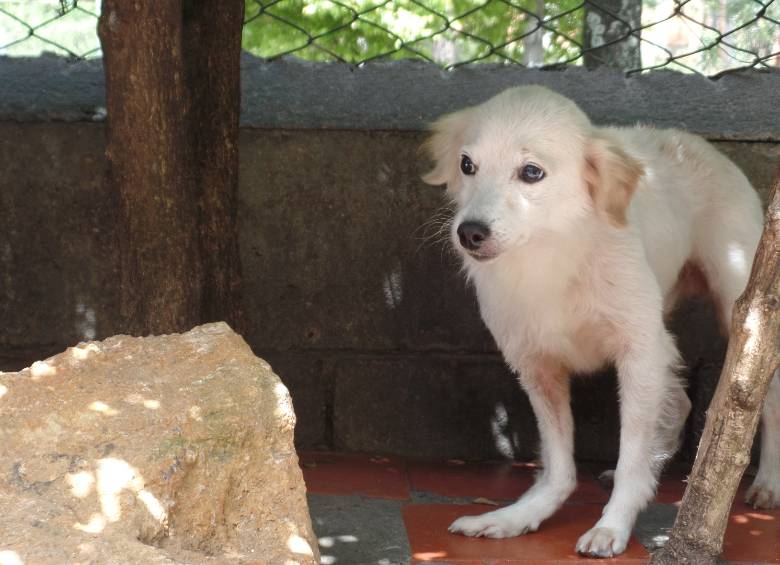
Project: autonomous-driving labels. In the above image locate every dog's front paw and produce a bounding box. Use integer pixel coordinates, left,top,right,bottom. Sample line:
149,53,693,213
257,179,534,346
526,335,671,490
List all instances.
449,510,539,539
576,526,629,558
746,477,780,509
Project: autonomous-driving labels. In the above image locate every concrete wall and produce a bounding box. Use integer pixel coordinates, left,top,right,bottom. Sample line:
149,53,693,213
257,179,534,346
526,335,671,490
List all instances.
2,56,779,462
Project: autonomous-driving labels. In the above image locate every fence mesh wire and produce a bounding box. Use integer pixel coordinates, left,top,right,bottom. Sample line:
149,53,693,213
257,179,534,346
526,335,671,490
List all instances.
1,1,778,76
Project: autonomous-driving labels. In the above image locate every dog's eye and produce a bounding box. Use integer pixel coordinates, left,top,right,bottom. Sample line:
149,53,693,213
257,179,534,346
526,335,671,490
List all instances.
520,163,545,183
460,155,476,176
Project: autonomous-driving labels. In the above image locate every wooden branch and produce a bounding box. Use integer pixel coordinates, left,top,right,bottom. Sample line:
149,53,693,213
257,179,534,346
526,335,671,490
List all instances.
650,167,780,564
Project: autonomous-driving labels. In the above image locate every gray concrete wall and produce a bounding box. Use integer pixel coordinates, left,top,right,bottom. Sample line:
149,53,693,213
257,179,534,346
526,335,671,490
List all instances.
1,56,779,462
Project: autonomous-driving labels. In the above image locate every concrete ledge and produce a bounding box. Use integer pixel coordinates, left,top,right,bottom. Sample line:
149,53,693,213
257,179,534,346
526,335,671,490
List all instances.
2,55,780,140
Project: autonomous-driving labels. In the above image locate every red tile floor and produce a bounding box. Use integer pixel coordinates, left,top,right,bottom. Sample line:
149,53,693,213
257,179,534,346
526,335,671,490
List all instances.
299,452,780,565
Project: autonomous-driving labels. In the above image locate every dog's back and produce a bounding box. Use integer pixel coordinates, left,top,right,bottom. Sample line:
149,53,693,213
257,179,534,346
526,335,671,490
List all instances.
604,125,764,324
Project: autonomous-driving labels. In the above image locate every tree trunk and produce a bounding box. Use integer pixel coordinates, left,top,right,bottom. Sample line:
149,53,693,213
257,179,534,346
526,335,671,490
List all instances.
98,1,244,336
583,0,642,70
522,0,545,67
650,168,780,564
183,1,245,331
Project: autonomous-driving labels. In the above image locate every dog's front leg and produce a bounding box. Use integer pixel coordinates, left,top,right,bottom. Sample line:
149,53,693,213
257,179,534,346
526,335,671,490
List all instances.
577,331,679,557
449,360,576,538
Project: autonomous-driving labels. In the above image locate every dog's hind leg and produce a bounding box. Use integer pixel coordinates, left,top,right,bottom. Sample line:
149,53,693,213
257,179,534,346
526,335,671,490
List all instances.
599,378,690,488
653,378,691,470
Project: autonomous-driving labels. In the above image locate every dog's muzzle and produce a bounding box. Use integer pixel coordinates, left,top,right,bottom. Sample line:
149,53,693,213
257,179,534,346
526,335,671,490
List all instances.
456,221,500,261
457,221,491,251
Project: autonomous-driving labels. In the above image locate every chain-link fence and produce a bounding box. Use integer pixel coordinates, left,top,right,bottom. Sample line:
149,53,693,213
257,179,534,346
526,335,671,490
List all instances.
1,1,778,76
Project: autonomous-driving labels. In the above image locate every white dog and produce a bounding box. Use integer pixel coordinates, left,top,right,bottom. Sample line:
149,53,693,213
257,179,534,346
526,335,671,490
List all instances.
422,85,780,557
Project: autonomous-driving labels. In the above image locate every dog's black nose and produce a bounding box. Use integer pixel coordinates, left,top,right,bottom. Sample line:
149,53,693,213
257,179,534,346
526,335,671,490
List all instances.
457,221,491,250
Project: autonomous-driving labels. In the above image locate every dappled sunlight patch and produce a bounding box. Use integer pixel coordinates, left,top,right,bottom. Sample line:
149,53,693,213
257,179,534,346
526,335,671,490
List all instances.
287,533,314,556
74,513,106,534
97,458,142,522
745,512,775,522
283,519,316,558
318,536,335,548
124,393,160,410
317,533,361,565
742,305,763,356
71,343,100,361
29,361,56,380
727,243,748,276
70,457,168,535
188,405,203,421
88,401,118,416
75,303,97,341
732,511,775,524
137,489,166,522
67,471,95,499
490,401,515,458
273,381,295,421
652,534,670,547
0,384,7,399
0,551,23,565
382,265,403,309
723,504,780,563
732,514,748,525
413,551,447,560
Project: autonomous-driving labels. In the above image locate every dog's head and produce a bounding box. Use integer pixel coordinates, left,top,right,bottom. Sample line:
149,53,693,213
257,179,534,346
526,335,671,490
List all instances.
422,86,643,263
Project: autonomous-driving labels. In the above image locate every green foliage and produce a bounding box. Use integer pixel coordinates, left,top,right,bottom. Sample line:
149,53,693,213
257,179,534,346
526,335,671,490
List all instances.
0,0,776,74
241,0,585,67
696,0,780,71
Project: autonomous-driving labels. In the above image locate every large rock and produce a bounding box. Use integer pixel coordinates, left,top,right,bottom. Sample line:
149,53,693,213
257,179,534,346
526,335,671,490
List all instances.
0,322,319,564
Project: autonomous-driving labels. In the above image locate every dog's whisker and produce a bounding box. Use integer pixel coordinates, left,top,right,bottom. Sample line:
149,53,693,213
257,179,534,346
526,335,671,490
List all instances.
414,205,455,256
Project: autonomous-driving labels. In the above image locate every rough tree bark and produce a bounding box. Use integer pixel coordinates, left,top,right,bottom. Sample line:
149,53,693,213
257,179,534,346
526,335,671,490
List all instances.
98,1,244,336
182,1,244,329
650,169,780,564
522,0,545,67
583,0,642,70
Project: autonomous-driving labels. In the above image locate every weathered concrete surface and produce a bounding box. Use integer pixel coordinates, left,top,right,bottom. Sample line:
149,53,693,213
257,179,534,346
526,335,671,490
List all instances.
0,323,319,564
331,355,537,460
1,123,778,460
329,355,626,461
0,56,106,122
308,494,411,565
239,129,493,353
0,123,116,351
717,142,780,202
239,59,780,142
2,56,780,141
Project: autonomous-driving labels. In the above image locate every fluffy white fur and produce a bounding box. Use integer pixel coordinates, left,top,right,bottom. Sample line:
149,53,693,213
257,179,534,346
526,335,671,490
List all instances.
423,85,780,557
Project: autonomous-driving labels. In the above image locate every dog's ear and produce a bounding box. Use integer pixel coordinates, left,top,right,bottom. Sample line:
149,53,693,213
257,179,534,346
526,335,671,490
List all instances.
421,108,473,187
584,136,644,227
